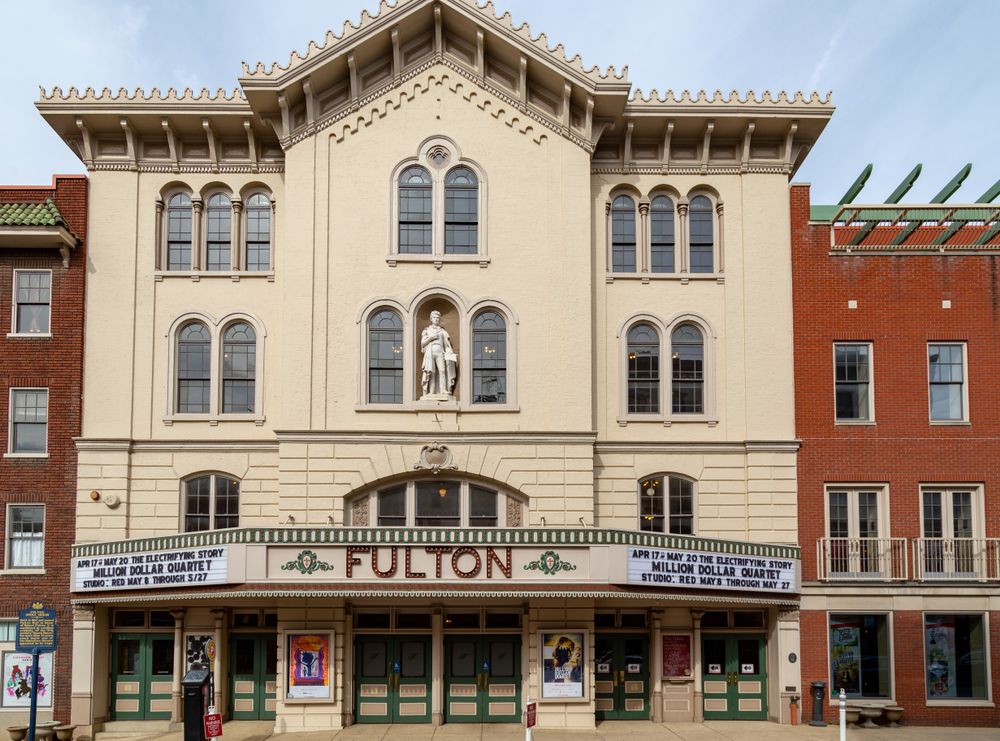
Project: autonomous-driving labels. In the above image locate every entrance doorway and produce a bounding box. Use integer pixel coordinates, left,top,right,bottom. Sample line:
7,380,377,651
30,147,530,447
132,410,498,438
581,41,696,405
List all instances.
701,634,767,720
355,636,432,723
594,634,649,719
444,635,521,722
230,634,277,720
110,633,174,720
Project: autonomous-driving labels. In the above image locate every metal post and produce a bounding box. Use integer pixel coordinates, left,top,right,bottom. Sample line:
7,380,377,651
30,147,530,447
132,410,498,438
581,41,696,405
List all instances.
809,680,827,726
524,696,532,741
839,688,847,741
27,650,40,741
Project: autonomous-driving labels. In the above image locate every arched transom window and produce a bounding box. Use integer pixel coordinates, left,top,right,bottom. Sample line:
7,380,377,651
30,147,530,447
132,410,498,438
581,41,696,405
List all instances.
349,479,524,528
184,474,240,532
639,475,694,535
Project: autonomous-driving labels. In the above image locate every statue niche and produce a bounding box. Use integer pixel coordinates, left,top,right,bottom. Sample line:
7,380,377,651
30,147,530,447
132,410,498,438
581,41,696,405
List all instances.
416,298,459,402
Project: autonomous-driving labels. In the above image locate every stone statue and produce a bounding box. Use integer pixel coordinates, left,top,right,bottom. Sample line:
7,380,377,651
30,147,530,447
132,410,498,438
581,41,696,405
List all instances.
420,310,457,400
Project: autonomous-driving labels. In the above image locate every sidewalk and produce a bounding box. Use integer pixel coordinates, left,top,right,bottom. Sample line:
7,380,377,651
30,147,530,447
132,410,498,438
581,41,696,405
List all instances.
116,720,1000,741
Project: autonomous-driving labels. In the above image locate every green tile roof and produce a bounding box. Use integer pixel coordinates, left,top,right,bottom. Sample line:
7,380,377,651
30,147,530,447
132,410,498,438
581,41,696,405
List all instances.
0,199,67,228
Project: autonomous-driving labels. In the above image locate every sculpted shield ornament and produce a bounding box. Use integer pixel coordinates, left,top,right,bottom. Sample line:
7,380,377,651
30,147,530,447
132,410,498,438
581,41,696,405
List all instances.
523,550,578,576
281,549,334,575
413,441,459,474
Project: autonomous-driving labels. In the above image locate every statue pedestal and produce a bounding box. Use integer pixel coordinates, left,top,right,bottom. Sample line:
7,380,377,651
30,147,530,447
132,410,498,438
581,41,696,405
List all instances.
419,393,454,402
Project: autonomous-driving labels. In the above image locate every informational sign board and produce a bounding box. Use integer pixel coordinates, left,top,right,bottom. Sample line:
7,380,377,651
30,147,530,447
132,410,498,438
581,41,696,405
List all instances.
203,712,223,738
73,546,229,592
526,701,536,728
16,604,57,653
662,635,692,677
624,547,799,594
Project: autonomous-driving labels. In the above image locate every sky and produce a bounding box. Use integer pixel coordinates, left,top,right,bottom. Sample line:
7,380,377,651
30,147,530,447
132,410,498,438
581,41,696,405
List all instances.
2,0,999,205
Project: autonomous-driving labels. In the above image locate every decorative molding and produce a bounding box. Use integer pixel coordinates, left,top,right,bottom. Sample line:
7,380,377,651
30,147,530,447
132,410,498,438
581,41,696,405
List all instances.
505,497,522,528
280,549,335,575
413,442,459,474
594,441,801,454
274,430,596,444
523,550,577,575
75,438,279,453
351,498,370,527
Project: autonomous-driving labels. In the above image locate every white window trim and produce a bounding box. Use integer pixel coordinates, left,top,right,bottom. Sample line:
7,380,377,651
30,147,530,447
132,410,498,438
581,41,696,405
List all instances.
921,610,993,706
636,473,698,536
348,479,525,528
9,268,53,338
356,288,518,412
4,502,45,570
825,610,896,704
833,342,875,424
387,136,489,267
617,311,718,425
823,484,891,539
5,387,49,457
179,473,241,533
927,341,970,424
163,312,266,425
918,484,985,540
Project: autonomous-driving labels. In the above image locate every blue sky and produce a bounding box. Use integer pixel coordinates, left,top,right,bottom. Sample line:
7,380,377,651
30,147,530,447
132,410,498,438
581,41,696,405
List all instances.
3,0,998,204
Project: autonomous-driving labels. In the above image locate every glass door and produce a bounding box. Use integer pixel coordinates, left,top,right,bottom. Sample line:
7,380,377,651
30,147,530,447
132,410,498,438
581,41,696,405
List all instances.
111,634,173,720
230,635,277,720
701,634,766,720
355,636,432,723
594,634,649,720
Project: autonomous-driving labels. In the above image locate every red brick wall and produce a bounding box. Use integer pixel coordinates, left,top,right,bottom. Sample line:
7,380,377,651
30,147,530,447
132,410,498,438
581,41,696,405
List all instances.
792,183,1000,725
0,175,87,723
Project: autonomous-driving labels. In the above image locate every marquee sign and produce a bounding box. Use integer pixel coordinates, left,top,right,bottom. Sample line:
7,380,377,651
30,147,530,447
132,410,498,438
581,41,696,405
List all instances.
73,546,229,592
622,546,799,594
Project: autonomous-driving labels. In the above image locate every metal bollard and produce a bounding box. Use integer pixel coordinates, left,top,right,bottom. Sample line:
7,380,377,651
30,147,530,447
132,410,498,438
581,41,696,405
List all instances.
809,680,827,726
839,688,846,741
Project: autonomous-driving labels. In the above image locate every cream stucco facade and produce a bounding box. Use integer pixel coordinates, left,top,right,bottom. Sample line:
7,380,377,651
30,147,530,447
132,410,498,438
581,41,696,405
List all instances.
37,0,832,733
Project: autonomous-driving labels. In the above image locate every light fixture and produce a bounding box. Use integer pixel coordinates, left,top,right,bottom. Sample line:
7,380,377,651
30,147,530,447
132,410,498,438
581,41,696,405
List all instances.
438,486,448,498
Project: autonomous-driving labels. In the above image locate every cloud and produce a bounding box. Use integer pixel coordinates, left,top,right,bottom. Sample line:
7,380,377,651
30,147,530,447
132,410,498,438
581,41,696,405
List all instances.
807,20,848,91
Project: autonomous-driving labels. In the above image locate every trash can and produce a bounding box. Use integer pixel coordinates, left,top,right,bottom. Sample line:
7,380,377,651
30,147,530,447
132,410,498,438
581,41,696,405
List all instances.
809,680,827,727
182,669,212,741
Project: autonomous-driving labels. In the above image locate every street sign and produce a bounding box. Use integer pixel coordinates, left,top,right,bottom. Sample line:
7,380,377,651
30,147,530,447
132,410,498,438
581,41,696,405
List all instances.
526,700,536,728
203,712,223,738
16,603,57,653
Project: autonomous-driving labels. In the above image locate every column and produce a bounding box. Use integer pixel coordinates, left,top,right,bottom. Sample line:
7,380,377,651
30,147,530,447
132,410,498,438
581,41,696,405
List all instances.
154,198,164,270
715,201,725,275
191,197,204,271
71,606,97,733
231,198,243,271
651,611,663,722
692,610,704,722
638,198,650,273
343,604,354,726
211,609,225,714
431,607,443,726
677,199,689,273
170,609,186,722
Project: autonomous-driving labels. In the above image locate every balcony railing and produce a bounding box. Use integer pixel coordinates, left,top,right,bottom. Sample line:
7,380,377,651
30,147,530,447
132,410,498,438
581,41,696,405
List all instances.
816,538,909,581
913,538,1000,582
817,537,1000,582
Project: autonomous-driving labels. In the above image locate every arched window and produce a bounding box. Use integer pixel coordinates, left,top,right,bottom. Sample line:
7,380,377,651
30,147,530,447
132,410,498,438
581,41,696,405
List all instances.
356,479,521,528
368,309,404,404
222,323,256,413
689,195,714,273
611,195,637,272
444,166,479,254
206,194,232,271
639,475,694,534
472,310,506,404
650,195,675,273
627,323,660,413
399,166,432,254
177,322,211,413
671,324,704,414
184,474,240,532
245,193,271,271
167,193,193,271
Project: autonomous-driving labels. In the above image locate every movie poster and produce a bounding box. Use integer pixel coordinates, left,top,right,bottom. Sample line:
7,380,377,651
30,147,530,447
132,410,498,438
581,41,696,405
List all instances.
541,632,585,699
829,620,861,695
186,635,212,671
925,617,956,698
287,633,331,699
2,652,53,708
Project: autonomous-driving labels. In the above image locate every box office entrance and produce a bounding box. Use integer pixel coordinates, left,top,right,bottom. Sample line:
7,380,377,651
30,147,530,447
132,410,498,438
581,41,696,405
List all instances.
444,635,521,723
355,636,432,723
594,634,649,720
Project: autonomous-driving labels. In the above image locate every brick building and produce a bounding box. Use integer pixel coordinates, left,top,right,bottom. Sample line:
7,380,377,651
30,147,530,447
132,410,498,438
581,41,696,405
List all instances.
0,175,87,726
792,176,1000,725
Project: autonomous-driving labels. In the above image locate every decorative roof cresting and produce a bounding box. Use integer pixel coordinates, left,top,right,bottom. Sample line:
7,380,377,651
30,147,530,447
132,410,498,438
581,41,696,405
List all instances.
627,89,833,106
240,0,627,83
38,86,247,104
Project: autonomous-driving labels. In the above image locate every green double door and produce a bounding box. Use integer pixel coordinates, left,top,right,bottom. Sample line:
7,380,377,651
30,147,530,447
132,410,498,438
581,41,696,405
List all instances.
701,634,767,720
111,634,174,720
230,634,277,720
355,636,432,723
444,636,521,723
594,634,649,720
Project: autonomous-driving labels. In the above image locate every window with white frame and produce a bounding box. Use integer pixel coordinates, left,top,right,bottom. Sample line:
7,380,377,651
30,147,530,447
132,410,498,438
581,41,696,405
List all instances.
825,486,886,576
638,474,694,535
352,479,523,528
928,343,966,421
829,613,892,699
183,474,239,532
0,620,15,641
12,270,51,334
835,343,872,421
6,504,44,568
8,388,48,454
924,613,988,699
920,486,981,577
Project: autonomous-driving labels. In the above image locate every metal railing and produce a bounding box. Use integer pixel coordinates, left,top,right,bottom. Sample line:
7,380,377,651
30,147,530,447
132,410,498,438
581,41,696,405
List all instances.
816,538,909,581
913,538,1000,582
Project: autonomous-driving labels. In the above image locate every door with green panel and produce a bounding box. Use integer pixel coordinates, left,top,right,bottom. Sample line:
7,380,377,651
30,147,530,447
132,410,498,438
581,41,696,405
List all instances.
111,634,174,720
355,636,432,723
701,634,767,720
594,634,649,720
444,636,521,723
230,634,277,720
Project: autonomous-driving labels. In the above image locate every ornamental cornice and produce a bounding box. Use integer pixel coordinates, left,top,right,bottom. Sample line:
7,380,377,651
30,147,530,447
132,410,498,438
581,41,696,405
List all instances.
625,88,833,109
591,165,791,176
38,86,248,108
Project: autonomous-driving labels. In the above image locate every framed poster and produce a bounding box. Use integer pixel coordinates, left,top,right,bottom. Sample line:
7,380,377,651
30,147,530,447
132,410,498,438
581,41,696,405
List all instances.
186,634,212,671
3,651,53,708
662,634,692,678
286,632,334,700
539,630,588,701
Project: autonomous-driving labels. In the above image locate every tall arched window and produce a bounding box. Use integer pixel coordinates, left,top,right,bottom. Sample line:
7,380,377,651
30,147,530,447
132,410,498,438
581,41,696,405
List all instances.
650,195,675,273
184,474,240,532
206,193,232,271
399,166,432,254
167,193,193,270
472,310,506,404
689,195,714,273
245,193,271,271
222,323,256,413
627,323,660,413
177,322,211,413
444,166,479,255
611,195,637,272
368,309,404,404
639,475,694,534
671,324,704,414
